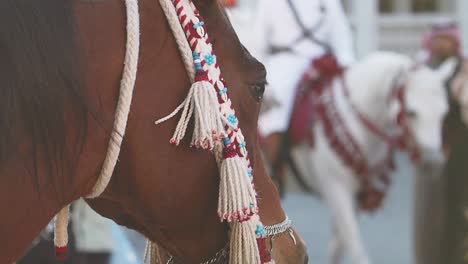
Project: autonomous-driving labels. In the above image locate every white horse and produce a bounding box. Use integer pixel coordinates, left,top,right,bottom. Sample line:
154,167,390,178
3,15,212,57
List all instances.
307,52,457,264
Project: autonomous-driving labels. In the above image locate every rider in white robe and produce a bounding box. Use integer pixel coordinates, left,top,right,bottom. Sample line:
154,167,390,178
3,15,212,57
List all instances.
230,0,356,137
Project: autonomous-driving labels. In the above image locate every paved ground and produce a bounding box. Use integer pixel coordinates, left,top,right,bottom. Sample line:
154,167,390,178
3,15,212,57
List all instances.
111,154,415,264
282,153,414,264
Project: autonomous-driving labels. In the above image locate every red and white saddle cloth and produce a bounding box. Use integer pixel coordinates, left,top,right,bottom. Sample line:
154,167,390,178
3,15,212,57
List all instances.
288,53,342,147
289,54,400,211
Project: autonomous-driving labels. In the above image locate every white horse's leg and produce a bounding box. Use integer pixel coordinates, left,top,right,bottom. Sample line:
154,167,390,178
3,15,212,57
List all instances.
322,181,370,264
309,130,371,264
328,224,345,264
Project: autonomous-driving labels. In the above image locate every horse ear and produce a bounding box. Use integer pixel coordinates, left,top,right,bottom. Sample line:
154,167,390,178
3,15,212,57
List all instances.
435,57,458,81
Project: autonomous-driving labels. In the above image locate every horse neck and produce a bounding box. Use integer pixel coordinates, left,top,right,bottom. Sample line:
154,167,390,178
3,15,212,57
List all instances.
337,58,407,158
0,160,64,263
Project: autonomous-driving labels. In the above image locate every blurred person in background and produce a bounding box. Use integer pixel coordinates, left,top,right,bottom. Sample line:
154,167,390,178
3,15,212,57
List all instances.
442,55,468,264
227,0,355,194
429,22,468,264
413,20,466,264
417,20,461,68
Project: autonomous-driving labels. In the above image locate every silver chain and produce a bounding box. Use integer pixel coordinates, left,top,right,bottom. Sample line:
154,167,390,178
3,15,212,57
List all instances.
156,217,294,264
166,244,229,264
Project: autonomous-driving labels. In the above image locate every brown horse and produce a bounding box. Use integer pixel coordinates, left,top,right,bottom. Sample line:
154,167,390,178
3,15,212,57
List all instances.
0,0,307,263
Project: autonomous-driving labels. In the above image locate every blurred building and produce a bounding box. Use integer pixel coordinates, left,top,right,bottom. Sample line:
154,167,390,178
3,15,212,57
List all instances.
344,0,468,57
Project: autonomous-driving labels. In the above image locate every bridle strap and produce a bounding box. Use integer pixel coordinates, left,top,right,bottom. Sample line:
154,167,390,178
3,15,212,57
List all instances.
87,0,140,198
339,72,407,151
158,0,195,82
286,0,330,51
54,0,141,255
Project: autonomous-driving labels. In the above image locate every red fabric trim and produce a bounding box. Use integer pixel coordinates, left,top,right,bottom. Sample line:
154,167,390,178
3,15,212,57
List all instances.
55,246,68,261
257,238,272,264
289,54,343,146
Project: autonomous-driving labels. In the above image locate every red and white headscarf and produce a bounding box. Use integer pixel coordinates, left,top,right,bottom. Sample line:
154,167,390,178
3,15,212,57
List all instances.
422,20,461,55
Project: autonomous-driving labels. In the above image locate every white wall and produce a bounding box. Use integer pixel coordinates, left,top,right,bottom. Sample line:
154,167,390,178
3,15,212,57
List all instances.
457,0,468,54
351,0,379,58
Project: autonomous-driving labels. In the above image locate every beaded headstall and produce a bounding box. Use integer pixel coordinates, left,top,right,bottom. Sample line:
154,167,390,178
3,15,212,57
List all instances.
155,0,268,263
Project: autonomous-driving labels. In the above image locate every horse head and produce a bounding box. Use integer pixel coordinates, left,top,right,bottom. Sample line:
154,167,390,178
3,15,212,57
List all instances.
0,0,307,263
403,57,458,167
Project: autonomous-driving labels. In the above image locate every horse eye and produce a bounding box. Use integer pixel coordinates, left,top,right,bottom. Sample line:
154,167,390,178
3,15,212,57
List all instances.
250,83,266,102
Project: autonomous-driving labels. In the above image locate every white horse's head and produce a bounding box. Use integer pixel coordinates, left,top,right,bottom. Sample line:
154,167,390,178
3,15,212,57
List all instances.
403,58,458,166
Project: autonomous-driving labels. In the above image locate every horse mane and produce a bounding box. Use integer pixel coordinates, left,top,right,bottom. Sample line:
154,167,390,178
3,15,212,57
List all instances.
0,0,87,180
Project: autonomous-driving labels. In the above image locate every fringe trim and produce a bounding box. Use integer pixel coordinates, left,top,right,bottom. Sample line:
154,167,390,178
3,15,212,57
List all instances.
170,80,225,150
218,156,258,222
229,219,261,264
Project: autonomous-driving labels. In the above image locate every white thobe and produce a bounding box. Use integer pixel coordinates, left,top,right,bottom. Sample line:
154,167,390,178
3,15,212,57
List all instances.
228,0,355,137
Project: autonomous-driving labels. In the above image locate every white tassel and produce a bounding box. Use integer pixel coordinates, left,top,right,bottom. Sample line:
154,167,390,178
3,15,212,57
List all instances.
169,80,224,150
229,219,261,264
54,205,70,260
218,156,258,222
144,240,167,264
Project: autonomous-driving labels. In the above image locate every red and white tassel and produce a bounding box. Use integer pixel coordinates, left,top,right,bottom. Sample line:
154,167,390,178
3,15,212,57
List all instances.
218,154,258,222
54,205,70,261
229,218,261,264
168,80,224,150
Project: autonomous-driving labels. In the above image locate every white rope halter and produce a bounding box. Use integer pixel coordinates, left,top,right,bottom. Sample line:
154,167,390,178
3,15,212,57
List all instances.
54,0,270,263
54,0,139,258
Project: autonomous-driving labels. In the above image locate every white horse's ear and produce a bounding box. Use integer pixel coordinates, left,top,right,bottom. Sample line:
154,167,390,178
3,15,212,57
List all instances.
435,57,458,81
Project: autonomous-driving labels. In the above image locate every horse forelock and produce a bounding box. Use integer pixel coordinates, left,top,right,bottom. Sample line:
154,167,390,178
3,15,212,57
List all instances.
0,0,88,183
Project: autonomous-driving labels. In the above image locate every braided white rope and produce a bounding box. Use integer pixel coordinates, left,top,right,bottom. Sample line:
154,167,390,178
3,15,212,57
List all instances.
54,0,140,256
54,206,69,248
87,0,140,198
158,0,195,82
153,0,198,128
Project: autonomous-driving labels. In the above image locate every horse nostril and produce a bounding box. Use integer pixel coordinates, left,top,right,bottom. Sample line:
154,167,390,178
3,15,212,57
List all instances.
303,253,309,264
